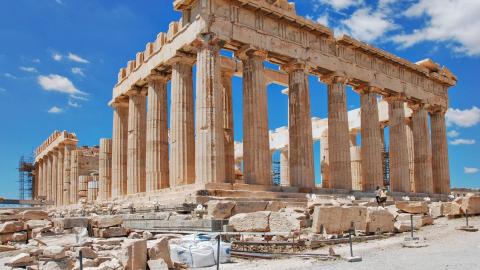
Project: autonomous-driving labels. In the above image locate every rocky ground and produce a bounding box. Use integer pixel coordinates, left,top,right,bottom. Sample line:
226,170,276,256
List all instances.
204,216,480,270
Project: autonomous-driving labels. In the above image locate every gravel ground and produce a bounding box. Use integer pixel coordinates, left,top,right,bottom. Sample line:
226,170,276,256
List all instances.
204,216,480,270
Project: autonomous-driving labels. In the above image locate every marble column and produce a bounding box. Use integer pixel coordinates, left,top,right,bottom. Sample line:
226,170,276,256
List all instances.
111,101,128,197
325,76,352,190
222,70,235,183
286,64,314,188
146,76,169,191
279,149,289,186
410,104,433,194
430,109,450,194
170,60,195,187
194,35,225,184
56,147,64,205
42,158,48,198
359,88,384,191
406,121,415,192
351,146,362,191
127,89,147,194
240,49,270,185
51,150,58,205
46,155,52,201
320,130,330,188
70,150,81,204
78,175,89,200
37,159,43,198
387,97,410,193
99,138,112,200
63,145,73,205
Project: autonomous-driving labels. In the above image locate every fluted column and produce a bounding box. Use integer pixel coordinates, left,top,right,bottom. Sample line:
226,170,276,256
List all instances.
320,130,330,188
111,100,128,197
387,97,410,192
279,149,289,186
99,138,113,200
127,89,147,194
42,158,48,198
430,109,450,194
70,150,81,203
78,175,89,200
63,145,73,205
406,121,415,192
222,70,235,183
410,104,433,193
239,49,270,185
51,150,58,205
351,146,362,190
286,64,314,188
37,159,43,198
359,87,384,191
146,76,169,191
325,76,352,190
194,34,225,184
170,59,195,187
56,147,64,205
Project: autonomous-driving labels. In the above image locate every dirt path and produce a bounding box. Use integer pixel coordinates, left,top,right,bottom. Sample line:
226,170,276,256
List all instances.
205,216,480,270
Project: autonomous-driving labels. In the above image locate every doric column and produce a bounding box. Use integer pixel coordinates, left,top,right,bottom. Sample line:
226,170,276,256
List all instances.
170,59,195,187
351,145,362,190
324,76,352,190
430,108,450,194
46,154,53,201
51,150,58,205
127,89,147,194
406,121,415,192
70,150,81,203
146,75,169,190
239,49,270,185
320,129,330,188
194,34,225,184
78,175,89,201
359,87,384,191
387,97,410,192
63,145,73,205
99,138,112,200
222,70,235,183
56,147,64,205
410,104,434,194
111,100,128,197
285,63,314,188
42,157,48,198
279,149,289,186
37,159,43,199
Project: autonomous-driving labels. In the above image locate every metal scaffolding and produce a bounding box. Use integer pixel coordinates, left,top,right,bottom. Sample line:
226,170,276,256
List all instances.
18,156,34,200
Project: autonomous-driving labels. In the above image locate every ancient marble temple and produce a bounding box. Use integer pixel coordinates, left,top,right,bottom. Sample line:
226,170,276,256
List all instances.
34,0,457,205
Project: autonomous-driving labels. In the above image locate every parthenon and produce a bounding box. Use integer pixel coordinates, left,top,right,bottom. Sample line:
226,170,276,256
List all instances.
33,0,457,206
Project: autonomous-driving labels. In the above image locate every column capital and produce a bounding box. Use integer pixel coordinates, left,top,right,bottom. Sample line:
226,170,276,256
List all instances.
192,33,224,51
145,73,169,84
383,94,406,103
281,61,307,73
429,105,447,115
407,101,429,112
319,74,348,85
126,86,147,98
169,51,196,66
235,45,268,61
355,84,382,95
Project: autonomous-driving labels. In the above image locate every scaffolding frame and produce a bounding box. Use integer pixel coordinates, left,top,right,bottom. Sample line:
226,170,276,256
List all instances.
18,156,34,200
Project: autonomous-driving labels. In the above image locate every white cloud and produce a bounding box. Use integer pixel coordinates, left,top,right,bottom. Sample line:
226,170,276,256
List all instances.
447,130,460,138
68,99,81,108
464,167,479,174
70,94,89,101
48,106,63,114
336,8,397,42
19,66,38,73
392,0,480,56
446,107,480,128
68,53,89,64
4,73,17,79
316,14,329,27
0,87,6,92
32,58,41,63
319,0,363,10
37,74,86,95
52,53,62,61
450,139,475,145
71,67,85,76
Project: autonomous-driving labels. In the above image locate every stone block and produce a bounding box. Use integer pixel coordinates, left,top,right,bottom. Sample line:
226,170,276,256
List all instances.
0,221,25,233
5,253,32,267
26,220,52,230
395,201,429,214
231,201,268,215
43,245,66,260
147,259,169,270
0,244,16,252
461,195,480,215
119,239,147,270
366,208,395,233
97,227,128,238
229,211,271,232
20,210,48,220
311,206,367,234
428,202,444,218
395,214,433,232
269,210,305,232
91,215,123,228
265,201,287,211
12,232,27,242
443,202,462,218
147,237,173,268
53,217,90,229
76,246,98,259
207,200,235,219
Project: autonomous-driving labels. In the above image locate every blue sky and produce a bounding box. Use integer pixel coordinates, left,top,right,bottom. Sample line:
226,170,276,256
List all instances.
0,0,479,199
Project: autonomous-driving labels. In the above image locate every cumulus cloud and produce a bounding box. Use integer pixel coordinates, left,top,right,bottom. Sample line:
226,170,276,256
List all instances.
19,66,38,73
319,0,363,10
447,130,460,138
464,167,479,174
71,67,85,76
450,139,475,145
336,8,397,42
68,53,89,64
446,107,480,128
392,0,480,56
52,53,62,61
37,74,86,96
48,106,63,114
